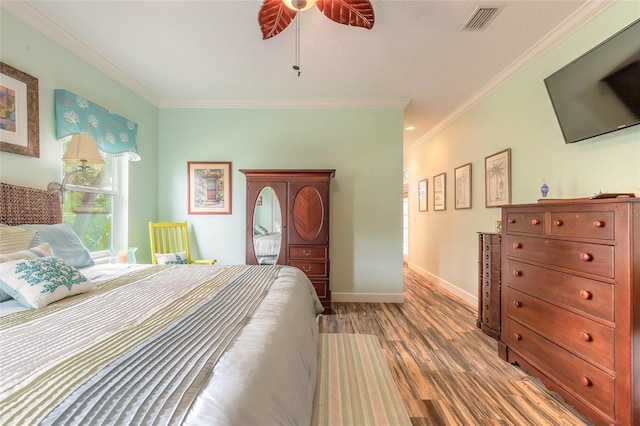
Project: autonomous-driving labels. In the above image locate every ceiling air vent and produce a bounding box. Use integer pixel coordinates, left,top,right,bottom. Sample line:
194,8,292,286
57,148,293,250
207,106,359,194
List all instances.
462,6,503,31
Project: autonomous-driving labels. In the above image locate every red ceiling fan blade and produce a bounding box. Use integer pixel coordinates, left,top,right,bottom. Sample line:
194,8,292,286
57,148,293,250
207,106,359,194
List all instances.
316,0,375,30
258,0,298,39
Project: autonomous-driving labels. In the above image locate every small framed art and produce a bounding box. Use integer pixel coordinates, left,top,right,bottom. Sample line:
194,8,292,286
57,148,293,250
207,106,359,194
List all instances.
433,173,446,211
485,148,511,208
418,179,428,212
0,62,39,157
454,163,472,209
188,161,232,214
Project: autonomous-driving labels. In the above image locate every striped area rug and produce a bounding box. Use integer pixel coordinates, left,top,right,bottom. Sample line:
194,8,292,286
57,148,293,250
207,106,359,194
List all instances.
312,333,411,426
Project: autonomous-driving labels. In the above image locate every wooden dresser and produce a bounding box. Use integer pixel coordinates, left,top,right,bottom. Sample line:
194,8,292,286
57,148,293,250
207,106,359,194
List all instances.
499,199,639,425
240,169,335,314
477,232,501,339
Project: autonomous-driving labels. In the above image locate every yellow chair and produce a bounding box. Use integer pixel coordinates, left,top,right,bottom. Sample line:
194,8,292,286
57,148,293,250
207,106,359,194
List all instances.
149,221,216,265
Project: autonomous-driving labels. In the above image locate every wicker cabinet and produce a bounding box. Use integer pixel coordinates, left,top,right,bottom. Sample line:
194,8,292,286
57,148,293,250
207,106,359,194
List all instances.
241,169,335,314
477,232,501,339
499,199,639,425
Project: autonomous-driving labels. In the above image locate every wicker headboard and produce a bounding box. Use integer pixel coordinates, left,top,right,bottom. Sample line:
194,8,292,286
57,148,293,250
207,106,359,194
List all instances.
0,182,62,226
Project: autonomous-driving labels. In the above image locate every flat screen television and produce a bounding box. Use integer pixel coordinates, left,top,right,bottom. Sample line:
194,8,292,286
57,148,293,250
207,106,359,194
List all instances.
544,19,640,143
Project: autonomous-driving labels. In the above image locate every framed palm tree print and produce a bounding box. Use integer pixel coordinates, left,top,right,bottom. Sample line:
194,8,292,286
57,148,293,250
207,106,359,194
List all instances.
485,149,511,207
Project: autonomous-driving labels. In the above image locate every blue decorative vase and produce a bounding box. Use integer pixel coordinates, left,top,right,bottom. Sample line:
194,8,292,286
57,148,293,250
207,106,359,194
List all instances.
540,182,549,198
127,247,138,264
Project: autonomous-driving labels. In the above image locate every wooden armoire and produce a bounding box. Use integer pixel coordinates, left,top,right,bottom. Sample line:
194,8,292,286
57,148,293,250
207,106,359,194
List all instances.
240,169,335,314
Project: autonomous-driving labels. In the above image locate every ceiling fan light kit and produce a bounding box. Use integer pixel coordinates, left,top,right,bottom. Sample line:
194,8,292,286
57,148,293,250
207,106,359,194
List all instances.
282,0,319,12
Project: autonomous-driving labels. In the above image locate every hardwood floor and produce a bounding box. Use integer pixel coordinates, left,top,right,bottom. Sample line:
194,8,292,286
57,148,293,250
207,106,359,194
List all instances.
318,266,593,426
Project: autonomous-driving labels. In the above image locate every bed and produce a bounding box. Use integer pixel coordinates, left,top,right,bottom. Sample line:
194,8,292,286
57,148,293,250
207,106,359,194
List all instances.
0,182,324,426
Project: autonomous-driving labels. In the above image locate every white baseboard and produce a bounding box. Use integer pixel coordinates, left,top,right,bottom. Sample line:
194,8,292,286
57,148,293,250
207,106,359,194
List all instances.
406,262,477,308
332,292,405,304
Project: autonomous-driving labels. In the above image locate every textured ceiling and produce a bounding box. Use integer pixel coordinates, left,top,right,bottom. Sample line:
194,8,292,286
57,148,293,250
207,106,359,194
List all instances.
2,1,613,151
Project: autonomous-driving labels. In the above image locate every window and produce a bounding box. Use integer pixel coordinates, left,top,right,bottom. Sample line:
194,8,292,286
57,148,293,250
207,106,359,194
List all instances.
61,142,128,263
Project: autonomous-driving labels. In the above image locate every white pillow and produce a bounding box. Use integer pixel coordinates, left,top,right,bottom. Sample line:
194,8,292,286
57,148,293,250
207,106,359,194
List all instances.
0,256,95,309
155,251,189,265
0,243,54,302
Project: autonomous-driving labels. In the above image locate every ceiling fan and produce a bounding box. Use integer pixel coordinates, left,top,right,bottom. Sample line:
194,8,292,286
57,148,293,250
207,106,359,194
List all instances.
258,0,375,40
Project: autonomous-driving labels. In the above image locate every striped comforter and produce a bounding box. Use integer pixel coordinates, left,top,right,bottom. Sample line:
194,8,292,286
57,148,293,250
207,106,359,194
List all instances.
0,264,324,425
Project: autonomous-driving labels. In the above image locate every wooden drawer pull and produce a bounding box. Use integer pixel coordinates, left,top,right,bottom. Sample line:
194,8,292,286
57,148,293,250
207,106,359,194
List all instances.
531,219,541,225
513,333,522,341
512,270,522,277
512,242,522,249
580,376,592,387
553,219,563,226
302,249,312,256
593,220,605,228
508,218,516,224
581,332,592,342
579,290,592,300
580,252,593,262
513,301,522,308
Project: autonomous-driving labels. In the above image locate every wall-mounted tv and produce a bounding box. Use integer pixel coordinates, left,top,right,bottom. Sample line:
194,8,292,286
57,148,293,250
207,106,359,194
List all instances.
544,19,640,144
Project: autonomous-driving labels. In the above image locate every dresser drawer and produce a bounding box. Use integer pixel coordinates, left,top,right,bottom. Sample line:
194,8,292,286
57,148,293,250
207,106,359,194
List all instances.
503,318,615,418
505,212,544,234
289,246,328,260
504,288,614,371
504,260,614,322
311,279,329,298
288,260,328,277
504,235,614,279
549,211,613,240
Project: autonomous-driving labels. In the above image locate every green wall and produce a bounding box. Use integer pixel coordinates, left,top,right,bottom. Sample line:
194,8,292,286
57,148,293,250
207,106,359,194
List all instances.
158,108,405,297
0,10,159,262
405,0,640,303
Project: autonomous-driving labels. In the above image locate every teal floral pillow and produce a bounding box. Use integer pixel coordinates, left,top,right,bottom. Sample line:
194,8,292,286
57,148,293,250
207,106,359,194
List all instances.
0,243,54,302
154,251,189,265
0,256,95,309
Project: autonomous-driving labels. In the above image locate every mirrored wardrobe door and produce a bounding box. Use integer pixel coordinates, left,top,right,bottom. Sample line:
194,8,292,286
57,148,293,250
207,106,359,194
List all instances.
245,181,287,265
252,186,283,265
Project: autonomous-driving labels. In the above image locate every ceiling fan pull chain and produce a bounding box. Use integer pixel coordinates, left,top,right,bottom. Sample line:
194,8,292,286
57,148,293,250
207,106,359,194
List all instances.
293,12,301,76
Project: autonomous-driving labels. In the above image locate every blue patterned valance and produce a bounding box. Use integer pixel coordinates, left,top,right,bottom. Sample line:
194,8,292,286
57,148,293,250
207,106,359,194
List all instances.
54,89,140,161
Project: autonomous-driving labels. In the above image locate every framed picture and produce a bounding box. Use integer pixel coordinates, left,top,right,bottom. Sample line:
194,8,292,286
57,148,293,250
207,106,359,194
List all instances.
0,62,39,157
188,161,232,214
485,148,511,207
433,173,446,211
418,179,427,212
454,163,472,209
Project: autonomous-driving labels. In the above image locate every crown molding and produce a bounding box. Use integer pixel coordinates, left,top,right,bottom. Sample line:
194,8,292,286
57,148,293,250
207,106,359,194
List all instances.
159,98,411,109
2,1,162,106
408,0,615,152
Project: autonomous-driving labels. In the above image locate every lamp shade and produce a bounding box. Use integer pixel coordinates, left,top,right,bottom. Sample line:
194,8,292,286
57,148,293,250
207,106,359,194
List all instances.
62,134,105,165
282,0,318,11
